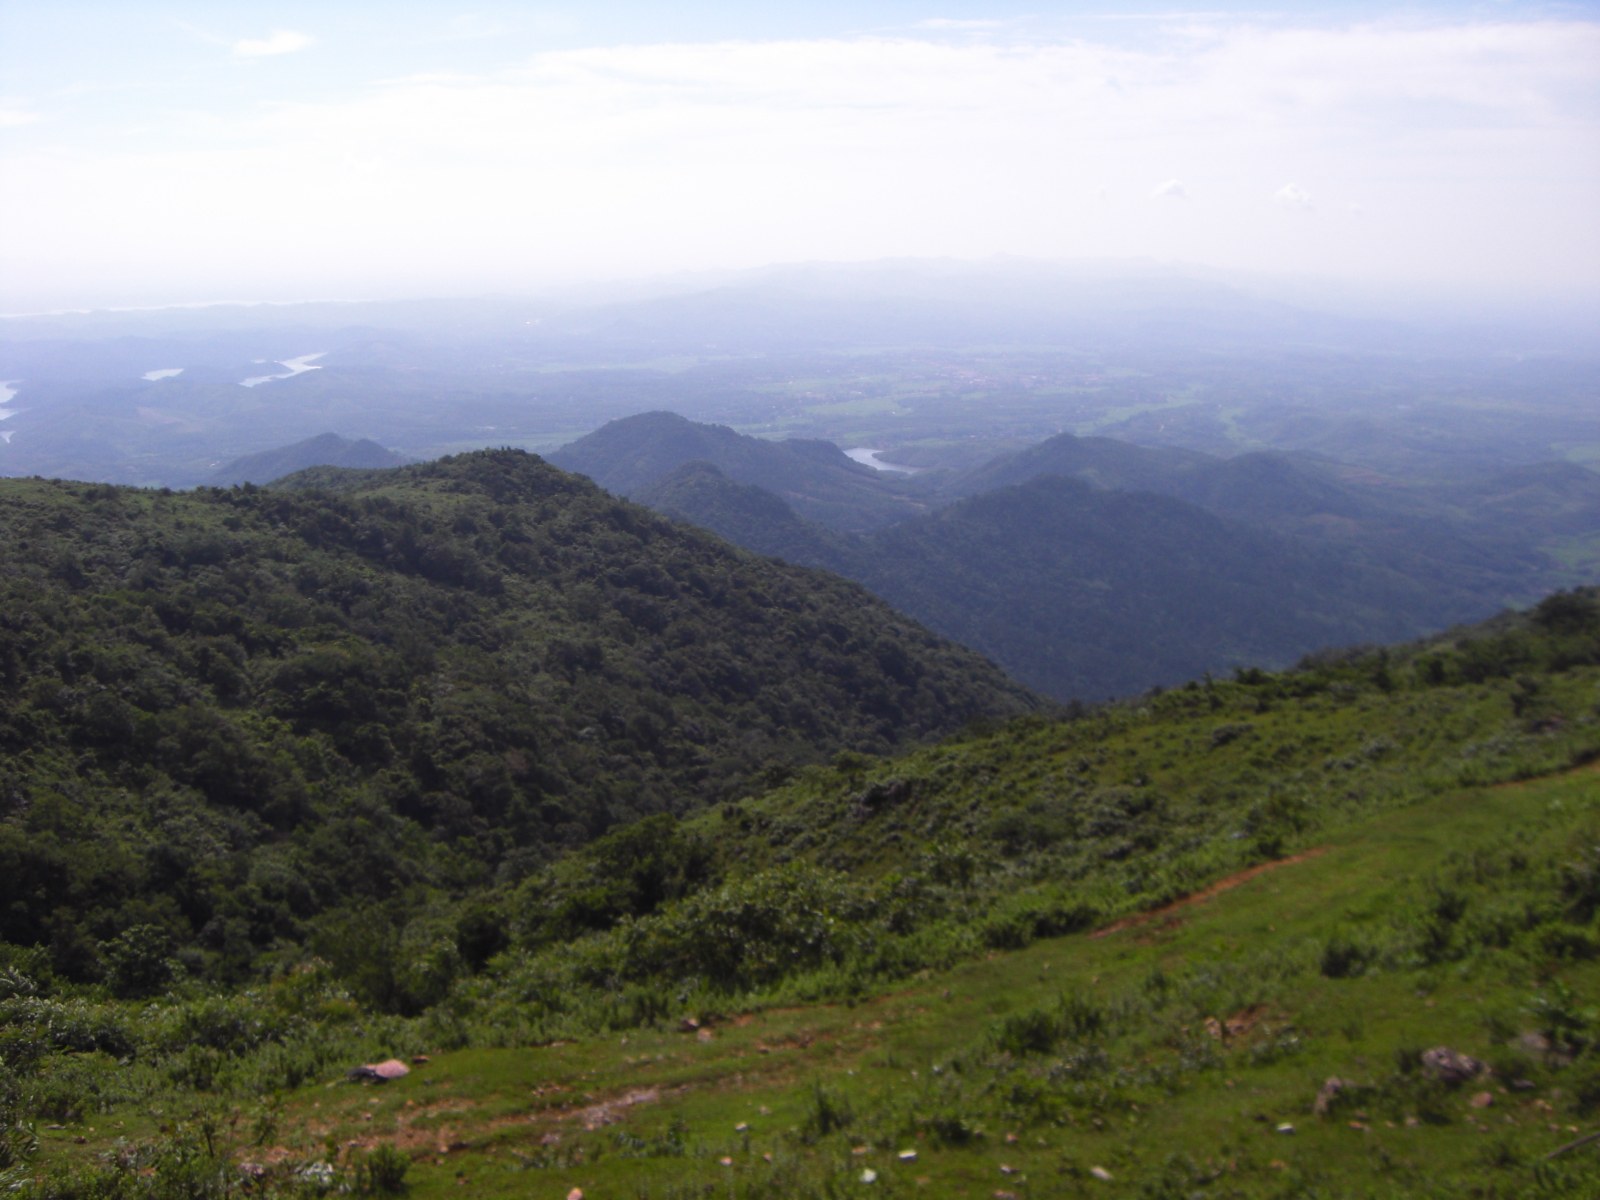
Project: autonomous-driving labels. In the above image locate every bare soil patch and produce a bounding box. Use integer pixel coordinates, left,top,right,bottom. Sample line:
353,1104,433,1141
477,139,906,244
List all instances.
1090,847,1329,939
567,1086,665,1131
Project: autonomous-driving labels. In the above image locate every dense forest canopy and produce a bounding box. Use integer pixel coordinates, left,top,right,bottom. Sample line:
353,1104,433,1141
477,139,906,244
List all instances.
0,450,1035,993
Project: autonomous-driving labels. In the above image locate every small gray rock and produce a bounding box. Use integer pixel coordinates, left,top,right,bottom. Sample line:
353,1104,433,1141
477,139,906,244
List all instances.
1420,1046,1485,1086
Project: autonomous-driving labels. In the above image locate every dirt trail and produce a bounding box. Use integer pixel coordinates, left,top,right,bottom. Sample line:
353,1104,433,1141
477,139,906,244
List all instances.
1089,846,1329,939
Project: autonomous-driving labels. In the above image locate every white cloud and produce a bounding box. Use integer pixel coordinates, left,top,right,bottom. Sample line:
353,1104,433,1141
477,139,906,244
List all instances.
233,30,314,58
0,106,40,129
4,16,1598,307
1273,182,1312,209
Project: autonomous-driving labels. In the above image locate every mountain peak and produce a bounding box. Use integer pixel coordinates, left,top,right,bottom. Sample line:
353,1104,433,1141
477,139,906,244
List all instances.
208,432,408,486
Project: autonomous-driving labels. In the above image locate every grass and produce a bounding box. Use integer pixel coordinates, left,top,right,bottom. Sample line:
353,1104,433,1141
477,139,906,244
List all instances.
30,762,1597,1197
12,597,1600,1197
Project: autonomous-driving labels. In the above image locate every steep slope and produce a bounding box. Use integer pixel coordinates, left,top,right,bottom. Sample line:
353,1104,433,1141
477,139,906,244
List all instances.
432,416,1597,702
0,450,1036,989
636,460,853,569
636,447,1475,699
849,476,1446,699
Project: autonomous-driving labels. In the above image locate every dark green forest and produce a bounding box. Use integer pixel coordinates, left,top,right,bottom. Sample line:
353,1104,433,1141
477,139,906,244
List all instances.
0,451,1033,998
559,413,1600,700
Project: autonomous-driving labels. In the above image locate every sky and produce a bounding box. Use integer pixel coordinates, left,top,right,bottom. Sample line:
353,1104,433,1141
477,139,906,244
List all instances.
2,1,1598,312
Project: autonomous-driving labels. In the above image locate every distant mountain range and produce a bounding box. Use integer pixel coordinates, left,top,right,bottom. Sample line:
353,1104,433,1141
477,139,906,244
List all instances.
207,432,409,485
546,411,930,532
1,259,1594,488
523,258,1424,356
553,412,1600,699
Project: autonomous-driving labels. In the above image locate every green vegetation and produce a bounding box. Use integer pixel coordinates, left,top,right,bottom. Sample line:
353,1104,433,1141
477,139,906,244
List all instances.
549,410,929,532
563,413,1600,700
4,539,1598,1195
0,451,1034,1004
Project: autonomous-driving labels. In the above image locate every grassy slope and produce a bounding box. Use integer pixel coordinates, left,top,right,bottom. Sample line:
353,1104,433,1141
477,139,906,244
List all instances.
34,764,1598,1198
16,596,1600,1198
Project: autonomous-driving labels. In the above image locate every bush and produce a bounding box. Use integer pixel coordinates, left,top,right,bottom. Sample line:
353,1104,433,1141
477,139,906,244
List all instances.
993,1007,1060,1056
1058,991,1107,1039
355,1143,410,1194
1320,930,1377,979
1539,923,1600,961
799,1083,854,1143
623,864,863,991
1529,982,1597,1059
1561,845,1600,922
917,1110,983,1147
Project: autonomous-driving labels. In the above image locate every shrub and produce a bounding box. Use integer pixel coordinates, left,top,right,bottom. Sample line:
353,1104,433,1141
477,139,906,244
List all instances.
1058,991,1108,1039
1561,844,1600,922
993,1007,1060,1056
1569,1059,1600,1116
1539,923,1600,961
917,1109,983,1147
980,911,1035,951
1320,930,1376,979
623,864,863,991
355,1143,410,1194
1529,982,1597,1059
799,1083,854,1143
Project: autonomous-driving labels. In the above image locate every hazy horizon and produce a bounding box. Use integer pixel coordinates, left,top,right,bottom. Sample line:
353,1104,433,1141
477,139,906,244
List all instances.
3,1,1598,314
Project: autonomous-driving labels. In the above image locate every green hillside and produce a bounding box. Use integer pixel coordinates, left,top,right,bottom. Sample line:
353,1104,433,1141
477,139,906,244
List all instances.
644,464,1458,699
846,475,1446,699
548,411,934,532
557,414,1600,701
0,451,1035,999
638,460,851,570
5,588,1599,1198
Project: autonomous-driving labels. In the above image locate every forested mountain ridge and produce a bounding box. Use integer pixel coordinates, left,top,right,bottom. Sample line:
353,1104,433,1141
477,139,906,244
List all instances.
956,431,1600,602
0,450,1036,991
206,432,409,486
547,410,933,531
845,475,1446,699
561,413,1600,699
638,460,853,570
